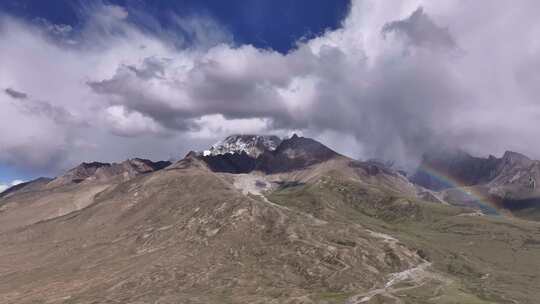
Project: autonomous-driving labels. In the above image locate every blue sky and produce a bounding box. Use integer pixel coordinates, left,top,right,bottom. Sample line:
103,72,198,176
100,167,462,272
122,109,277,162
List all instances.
0,165,28,188
0,0,350,53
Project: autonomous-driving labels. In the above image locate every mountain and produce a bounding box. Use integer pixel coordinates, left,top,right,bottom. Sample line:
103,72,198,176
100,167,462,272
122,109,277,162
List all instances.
410,149,500,190
0,136,539,303
200,133,342,174
256,134,341,173
0,158,171,233
0,177,53,199
412,149,540,220
48,158,171,187
203,134,282,158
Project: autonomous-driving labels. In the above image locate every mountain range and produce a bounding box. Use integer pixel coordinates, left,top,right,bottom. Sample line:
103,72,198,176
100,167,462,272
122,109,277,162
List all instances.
412,149,540,220
0,135,539,303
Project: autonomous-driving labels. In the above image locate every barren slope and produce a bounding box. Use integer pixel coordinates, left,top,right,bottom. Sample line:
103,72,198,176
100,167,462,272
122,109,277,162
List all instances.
0,139,539,303
0,156,428,304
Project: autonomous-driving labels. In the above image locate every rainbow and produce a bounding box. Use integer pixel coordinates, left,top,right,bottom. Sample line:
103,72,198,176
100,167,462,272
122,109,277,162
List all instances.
416,164,500,215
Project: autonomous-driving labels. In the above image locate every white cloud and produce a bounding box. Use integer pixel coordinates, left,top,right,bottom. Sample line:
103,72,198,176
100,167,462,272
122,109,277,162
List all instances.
2,1,540,176
104,105,166,137
187,114,273,139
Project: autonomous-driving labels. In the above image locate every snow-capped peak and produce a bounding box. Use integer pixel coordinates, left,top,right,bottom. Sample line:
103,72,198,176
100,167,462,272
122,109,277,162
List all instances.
204,135,282,158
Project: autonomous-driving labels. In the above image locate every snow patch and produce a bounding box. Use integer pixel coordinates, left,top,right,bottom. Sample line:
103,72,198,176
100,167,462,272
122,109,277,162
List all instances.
205,135,282,158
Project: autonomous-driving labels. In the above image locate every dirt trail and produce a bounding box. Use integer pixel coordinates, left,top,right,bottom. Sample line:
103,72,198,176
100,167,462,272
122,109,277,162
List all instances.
232,174,452,303
346,260,445,303
346,232,451,304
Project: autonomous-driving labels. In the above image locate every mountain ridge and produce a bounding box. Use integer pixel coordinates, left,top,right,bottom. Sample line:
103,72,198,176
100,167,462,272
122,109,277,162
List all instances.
0,135,539,303
0,158,171,200
199,134,344,175
412,148,540,220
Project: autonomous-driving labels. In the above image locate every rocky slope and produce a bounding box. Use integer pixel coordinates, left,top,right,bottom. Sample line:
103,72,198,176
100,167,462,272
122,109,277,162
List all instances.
412,149,540,220
0,177,52,199
0,158,170,232
48,158,171,187
200,134,343,174
0,136,539,303
203,134,282,158
410,149,500,190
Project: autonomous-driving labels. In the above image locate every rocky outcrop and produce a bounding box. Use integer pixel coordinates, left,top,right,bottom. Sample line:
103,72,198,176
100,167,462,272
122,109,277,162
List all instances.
203,134,282,158
257,134,340,173
200,134,341,174
48,158,171,187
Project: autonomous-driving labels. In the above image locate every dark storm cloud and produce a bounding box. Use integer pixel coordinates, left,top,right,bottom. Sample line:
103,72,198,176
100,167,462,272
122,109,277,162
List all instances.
88,49,300,132
5,90,82,127
19,99,83,126
382,7,457,50
4,88,28,99
5,88,81,126
88,64,197,131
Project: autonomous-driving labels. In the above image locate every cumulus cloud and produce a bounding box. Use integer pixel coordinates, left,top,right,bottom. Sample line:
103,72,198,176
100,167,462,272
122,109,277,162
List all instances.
382,7,457,50
2,0,540,176
104,105,167,137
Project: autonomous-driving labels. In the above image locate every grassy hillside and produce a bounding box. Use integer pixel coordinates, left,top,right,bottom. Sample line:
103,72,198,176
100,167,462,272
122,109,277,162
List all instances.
269,173,540,303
